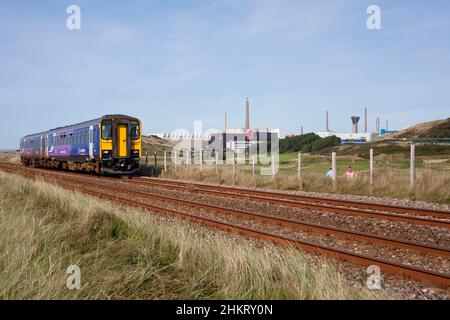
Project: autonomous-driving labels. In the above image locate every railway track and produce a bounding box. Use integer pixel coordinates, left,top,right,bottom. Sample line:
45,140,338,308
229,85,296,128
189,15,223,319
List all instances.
3,164,448,257
1,162,450,287
131,177,450,229
133,178,450,219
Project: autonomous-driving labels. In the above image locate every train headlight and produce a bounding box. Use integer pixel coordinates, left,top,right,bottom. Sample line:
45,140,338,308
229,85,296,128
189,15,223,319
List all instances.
131,149,139,158
102,150,112,159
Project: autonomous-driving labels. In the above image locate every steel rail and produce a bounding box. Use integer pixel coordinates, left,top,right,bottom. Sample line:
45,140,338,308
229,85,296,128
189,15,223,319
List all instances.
13,165,450,258
136,177,450,219
3,166,449,288
131,178,450,229
1,162,449,229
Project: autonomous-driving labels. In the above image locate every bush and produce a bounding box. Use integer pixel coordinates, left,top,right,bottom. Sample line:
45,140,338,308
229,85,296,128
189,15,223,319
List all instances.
279,134,340,153
279,133,321,153
311,136,341,152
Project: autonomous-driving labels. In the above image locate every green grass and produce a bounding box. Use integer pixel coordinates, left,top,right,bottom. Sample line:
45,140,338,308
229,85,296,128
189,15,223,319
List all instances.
0,171,388,300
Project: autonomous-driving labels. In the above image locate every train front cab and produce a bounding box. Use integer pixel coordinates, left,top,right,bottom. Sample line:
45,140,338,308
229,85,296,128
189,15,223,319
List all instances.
99,115,141,174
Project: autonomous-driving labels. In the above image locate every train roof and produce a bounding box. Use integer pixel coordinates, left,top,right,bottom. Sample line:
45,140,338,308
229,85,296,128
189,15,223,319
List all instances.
21,119,100,140
101,114,140,121
20,114,140,140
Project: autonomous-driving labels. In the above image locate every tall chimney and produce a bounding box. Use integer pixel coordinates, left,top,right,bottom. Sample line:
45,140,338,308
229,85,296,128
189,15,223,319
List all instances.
325,111,329,132
224,112,227,133
245,97,250,130
364,107,368,133
301,126,304,135
376,117,380,133
386,120,389,131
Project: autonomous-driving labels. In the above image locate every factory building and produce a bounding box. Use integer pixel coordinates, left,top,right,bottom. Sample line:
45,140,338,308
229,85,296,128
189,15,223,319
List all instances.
155,98,281,153
208,98,281,154
316,109,380,143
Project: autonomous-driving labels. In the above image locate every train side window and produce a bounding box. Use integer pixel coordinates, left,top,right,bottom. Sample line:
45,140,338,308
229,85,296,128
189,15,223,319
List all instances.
130,121,140,140
101,120,112,140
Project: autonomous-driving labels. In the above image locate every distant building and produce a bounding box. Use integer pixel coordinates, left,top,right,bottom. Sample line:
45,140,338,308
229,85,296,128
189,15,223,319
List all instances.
380,129,397,135
154,98,282,153
208,128,281,154
316,131,378,144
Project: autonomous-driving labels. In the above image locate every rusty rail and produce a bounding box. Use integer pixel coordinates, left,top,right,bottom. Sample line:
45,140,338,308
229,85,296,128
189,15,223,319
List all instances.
1,165,449,288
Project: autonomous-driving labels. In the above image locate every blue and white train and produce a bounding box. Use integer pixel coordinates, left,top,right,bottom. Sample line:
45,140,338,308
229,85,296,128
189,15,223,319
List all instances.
20,114,142,175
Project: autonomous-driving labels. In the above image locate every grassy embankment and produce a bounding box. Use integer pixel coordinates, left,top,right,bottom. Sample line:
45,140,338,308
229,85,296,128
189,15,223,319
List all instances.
0,171,387,299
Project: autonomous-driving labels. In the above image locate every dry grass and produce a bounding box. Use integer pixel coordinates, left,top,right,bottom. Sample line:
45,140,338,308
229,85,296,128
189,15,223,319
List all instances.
164,165,450,204
0,153,20,164
0,171,389,300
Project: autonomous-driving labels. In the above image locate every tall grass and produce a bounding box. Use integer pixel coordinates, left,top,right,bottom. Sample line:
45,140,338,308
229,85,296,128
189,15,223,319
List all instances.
163,165,450,204
0,171,388,299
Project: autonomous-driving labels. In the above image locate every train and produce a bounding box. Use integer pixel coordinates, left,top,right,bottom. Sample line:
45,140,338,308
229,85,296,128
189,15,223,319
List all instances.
20,114,142,175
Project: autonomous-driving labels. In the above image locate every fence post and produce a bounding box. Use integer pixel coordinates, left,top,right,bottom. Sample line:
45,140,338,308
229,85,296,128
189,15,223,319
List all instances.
215,152,219,174
174,150,178,177
164,150,167,172
272,154,276,183
186,149,190,173
252,155,256,176
232,153,236,186
410,144,415,189
332,152,337,191
297,152,302,191
252,155,256,189
145,151,148,176
369,148,374,184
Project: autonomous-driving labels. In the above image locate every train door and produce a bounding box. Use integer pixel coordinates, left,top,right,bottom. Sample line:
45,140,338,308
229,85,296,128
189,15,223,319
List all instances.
47,133,55,155
40,136,44,158
44,135,47,159
89,126,94,159
116,124,127,157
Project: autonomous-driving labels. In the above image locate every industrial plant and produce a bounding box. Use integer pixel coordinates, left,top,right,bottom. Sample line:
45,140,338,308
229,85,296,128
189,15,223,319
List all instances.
156,98,281,153
316,108,395,143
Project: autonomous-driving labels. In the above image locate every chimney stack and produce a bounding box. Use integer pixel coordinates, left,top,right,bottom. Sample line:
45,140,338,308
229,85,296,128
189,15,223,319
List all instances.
386,120,389,131
325,111,329,132
364,107,368,133
245,97,250,130
376,117,380,133
301,126,304,135
351,116,360,133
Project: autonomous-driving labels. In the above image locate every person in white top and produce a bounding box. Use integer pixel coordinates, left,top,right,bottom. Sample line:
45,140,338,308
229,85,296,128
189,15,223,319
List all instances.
325,168,334,179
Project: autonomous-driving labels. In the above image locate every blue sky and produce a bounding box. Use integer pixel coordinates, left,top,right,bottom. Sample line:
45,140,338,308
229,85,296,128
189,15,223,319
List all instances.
1,0,449,148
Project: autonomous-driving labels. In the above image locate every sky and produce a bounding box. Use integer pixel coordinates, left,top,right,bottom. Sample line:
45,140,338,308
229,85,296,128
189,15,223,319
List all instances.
1,0,449,149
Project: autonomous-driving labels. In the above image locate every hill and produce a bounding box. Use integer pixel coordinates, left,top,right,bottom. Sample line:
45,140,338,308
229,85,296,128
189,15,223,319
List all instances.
141,135,174,156
377,118,450,140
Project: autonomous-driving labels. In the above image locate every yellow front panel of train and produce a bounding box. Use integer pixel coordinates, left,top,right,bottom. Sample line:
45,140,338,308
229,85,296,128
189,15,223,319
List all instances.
117,124,127,157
